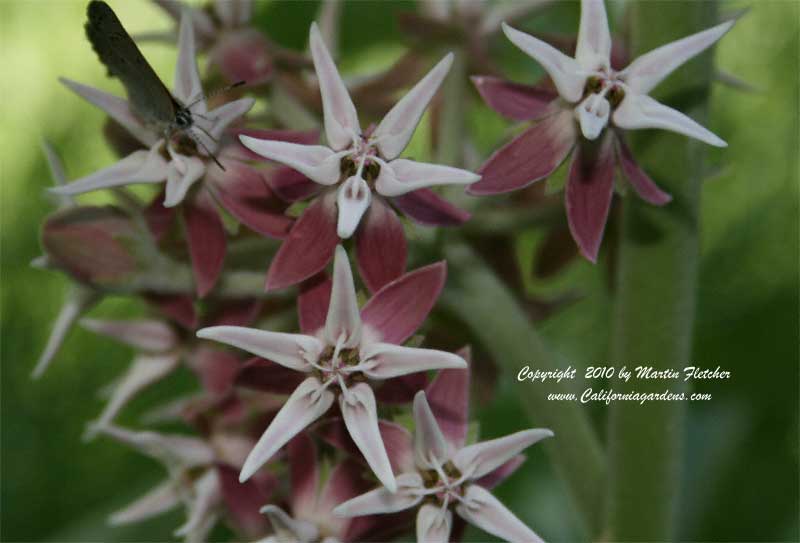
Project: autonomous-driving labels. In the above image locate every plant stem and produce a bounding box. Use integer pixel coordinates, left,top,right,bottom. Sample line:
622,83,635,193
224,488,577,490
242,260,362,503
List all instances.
441,243,605,537
607,1,720,540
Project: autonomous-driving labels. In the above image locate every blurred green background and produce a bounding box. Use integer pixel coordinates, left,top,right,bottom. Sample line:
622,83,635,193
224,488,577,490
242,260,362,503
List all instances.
2,0,798,541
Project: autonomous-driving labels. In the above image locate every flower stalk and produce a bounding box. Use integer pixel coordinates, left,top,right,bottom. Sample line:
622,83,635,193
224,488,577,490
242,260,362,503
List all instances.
607,1,721,539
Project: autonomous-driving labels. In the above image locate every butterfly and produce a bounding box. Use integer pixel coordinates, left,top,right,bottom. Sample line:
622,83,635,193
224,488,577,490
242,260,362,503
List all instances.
84,0,235,169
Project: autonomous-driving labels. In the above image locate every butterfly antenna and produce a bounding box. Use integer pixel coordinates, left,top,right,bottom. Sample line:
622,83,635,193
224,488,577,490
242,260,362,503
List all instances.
187,81,246,109
187,130,225,171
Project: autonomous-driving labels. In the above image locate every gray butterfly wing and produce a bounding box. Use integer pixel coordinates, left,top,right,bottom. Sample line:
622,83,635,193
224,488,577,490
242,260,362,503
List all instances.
85,0,177,128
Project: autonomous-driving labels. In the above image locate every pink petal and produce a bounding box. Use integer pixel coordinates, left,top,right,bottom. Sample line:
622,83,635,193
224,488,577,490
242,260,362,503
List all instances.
108,480,181,525
206,162,293,239
210,29,273,86
392,188,470,227
260,505,319,542
298,274,332,335
417,504,452,543
173,10,204,107
206,98,255,143
164,154,205,207
100,425,216,468
468,109,575,195
268,166,322,203
324,245,363,347
360,261,446,344
375,159,479,198
144,191,176,242
184,192,226,297
310,22,360,150
565,137,616,262
206,299,262,327
425,347,471,449
59,78,155,147
612,92,727,147
374,373,429,405
236,357,306,395
319,459,374,518
217,464,270,537
360,343,466,380
616,138,672,205
238,137,343,186
336,176,372,238
454,429,553,480
190,347,240,397
174,469,221,538
288,433,319,517
374,53,452,160
80,318,177,352
240,377,335,482
575,0,612,69
475,456,525,490
228,128,319,162
196,326,320,372
622,19,736,94
146,294,198,330
318,418,414,475
501,23,585,102
412,391,450,467
340,383,396,492
456,485,544,543
356,197,406,293
50,148,167,197
265,193,340,291
471,76,557,121
333,472,424,517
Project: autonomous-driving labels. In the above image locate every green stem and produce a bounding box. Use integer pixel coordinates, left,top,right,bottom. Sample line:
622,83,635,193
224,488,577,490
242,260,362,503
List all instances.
441,243,605,537
607,2,720,540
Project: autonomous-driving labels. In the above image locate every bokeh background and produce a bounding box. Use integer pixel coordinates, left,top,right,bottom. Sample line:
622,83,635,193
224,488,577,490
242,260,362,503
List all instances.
2,0,798,541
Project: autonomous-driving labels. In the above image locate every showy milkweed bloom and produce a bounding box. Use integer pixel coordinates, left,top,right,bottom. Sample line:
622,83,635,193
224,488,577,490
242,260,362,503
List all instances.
470,0,735,261
334,388,552,543
196,246,466,492
240,23,480,292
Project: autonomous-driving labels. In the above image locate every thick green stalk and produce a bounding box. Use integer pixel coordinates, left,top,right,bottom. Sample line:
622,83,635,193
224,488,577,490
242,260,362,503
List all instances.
441,243,605,537
607,2,720,540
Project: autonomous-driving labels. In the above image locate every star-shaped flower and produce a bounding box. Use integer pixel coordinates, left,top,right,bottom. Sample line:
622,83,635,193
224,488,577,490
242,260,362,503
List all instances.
469,0,736,261
197,245,466,492
239,23,479,292
333,387,552,543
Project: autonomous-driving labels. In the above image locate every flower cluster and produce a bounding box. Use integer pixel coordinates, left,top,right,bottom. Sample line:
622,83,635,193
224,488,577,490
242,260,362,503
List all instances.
34,0,735,541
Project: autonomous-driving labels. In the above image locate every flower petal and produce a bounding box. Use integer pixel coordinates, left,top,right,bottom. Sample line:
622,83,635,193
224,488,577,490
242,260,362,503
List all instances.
613,92,727,147
299,273,332,335
412,391,450,468
265,192,340,291
260,505,319,543
575,94,611,140
236,357,307,394
376,159,479,198
80,318,177,352
50,148,168,197
360,343,466,380
454,429,553,480
210,29,273,86
217,464,271,538
456,484,544,543
268,166,323,203
324,245,363,348
318,459,374,520
374,53,453,160
190,347,240,397
183,192,226,297
206,97,255,141
471,76,557,121
59,78,155,146
622,19,736,94
310,22,360,150
333,472,424,517
144,190,176,242
109,479,181,525
164,154,206,207
393,188,470,226
575,0,612,70
288,433,319,517
87,353,180,438
616,138,672,205
468,109,575,195
214,0,252,27
360,261,446,345
475,456,525,490
196,326,320,372
425,347,471,449
340,383,396,492
336,176,372,238
355,197,406,293
238,137,343,186
565,136,616,262
146,293,198,330
417,503,452,543
240,377,335,482
174,9,204,107
174,469,222,538
99,425,216,468
501,23,585,103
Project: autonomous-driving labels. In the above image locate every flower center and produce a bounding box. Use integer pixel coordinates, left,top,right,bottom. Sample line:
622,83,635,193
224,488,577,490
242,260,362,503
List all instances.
311,344,367,393
420,459,469,510
575,70,628,140
339,135,382,186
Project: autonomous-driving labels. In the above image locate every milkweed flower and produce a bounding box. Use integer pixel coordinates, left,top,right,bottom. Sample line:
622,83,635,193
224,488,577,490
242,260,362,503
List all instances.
470,0,735,261
334,385,552,543
240,23,479,292
197,246,466,492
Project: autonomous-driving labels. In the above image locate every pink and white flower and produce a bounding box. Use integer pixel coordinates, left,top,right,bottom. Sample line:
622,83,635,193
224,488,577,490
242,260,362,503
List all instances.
469,0,736,262
196,245,466,492
240,23,479,292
